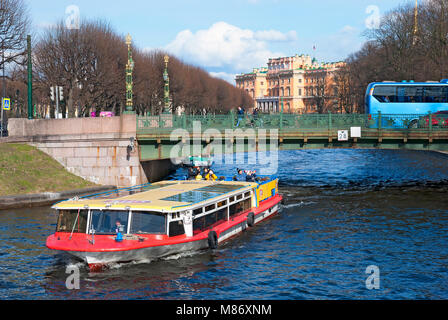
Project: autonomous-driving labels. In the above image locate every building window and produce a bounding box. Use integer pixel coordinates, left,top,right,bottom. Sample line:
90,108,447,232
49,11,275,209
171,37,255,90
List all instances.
298,88,302,96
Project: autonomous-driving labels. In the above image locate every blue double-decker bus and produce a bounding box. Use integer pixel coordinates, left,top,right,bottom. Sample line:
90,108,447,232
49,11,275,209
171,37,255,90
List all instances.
365,80,448,128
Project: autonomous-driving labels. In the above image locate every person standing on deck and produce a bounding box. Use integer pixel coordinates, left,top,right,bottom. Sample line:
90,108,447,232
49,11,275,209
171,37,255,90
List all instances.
188,166,200,180
233,169,245,181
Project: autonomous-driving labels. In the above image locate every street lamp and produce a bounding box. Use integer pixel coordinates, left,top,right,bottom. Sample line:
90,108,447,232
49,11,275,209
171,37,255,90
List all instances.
124,33,134,114
163,55,171,114
27,35,33,119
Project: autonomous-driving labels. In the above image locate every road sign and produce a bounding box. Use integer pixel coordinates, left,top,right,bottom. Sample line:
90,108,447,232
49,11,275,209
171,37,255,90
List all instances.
2,98,11,111
351,127,362,138
338,130,349,141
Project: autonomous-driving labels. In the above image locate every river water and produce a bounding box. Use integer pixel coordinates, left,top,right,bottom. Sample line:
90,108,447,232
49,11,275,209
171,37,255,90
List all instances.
1,149,448,300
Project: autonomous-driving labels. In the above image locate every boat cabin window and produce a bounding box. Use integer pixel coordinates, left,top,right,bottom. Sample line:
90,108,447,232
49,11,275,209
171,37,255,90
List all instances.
229,198,251,218
193,208,203,216
218,200,227,207
130,211,166,235
169,220,185,237
90,210,129,235
57,210,88,233
193,208,227,233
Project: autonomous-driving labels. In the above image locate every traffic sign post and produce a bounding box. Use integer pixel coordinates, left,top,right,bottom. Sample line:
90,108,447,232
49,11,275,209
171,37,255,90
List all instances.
2,98,11,110
1,98,11,137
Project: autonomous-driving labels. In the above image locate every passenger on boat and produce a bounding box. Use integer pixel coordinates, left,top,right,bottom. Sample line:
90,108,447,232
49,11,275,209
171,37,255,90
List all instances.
245,170,257,182
233,169,245,181
205,169,218,181
113,219,126,233
188,166,200,180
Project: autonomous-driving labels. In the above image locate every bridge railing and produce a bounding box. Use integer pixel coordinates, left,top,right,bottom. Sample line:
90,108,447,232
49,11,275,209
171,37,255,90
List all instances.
136,113,448,134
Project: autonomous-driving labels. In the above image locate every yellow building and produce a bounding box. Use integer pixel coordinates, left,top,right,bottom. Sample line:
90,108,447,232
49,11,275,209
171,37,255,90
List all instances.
236,54,344,114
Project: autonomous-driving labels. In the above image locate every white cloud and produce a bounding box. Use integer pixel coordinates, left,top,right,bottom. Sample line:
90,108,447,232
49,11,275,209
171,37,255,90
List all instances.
165,22,295,73
209,71,237,85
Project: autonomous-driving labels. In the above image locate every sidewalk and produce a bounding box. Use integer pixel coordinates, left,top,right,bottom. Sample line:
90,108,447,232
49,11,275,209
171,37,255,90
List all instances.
0,185,117,210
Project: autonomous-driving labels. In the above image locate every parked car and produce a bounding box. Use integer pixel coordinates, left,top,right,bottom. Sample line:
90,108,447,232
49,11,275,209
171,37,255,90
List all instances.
422,111,448,128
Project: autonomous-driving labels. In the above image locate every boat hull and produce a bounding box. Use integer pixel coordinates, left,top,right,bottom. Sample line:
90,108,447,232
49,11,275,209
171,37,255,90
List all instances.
69,239,208,269
48,192,282,271
55,202,280,270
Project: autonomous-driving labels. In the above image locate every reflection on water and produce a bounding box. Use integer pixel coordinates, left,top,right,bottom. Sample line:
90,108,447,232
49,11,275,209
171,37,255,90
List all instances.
1,149,448,299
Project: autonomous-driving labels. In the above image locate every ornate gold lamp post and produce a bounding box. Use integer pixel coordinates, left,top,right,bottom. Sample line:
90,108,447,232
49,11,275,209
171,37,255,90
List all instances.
125,33,135,114
163,55,171,114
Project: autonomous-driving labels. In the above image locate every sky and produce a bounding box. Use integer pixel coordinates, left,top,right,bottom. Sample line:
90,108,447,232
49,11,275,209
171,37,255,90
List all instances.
25,0,411,84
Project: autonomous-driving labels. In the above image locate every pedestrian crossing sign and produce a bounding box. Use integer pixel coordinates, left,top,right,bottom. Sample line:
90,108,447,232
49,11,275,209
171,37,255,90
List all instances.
2,98,11,111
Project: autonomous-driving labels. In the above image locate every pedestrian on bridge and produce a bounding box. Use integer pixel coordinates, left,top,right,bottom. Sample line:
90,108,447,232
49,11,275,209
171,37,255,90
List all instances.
236,107,245,127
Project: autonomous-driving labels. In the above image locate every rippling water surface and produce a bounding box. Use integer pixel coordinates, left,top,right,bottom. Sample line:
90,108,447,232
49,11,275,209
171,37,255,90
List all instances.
1,149,448,299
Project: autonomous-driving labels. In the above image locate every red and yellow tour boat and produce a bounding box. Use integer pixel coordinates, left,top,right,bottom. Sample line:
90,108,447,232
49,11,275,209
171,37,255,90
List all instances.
46,178,283,271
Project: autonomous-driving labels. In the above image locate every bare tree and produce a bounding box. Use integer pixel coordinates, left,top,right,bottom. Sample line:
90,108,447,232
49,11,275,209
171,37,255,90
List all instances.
0,0,30,68
33,18,253,118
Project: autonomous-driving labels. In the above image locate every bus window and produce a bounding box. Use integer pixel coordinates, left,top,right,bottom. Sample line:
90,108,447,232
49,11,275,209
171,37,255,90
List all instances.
424,86,448,103
402,86,424,103
373,86,396,103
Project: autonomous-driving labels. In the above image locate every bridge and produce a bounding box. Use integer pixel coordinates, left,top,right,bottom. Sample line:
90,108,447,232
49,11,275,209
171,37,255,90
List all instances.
137,113,448,160
3,113,448,188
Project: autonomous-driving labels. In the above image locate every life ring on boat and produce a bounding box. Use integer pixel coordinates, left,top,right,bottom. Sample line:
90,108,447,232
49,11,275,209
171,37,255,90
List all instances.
247,212,255,227
208,230,218,249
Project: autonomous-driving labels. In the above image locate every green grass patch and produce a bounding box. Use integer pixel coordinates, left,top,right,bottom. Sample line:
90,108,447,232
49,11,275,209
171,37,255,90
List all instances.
0,143,97,196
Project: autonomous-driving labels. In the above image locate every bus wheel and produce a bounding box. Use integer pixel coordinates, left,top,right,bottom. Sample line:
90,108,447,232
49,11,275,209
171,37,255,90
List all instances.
208,231,218,249
409,120,419,129
247,212,255,227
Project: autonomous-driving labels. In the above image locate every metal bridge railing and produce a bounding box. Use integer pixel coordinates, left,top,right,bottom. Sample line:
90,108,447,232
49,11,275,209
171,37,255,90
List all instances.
136,113,448,134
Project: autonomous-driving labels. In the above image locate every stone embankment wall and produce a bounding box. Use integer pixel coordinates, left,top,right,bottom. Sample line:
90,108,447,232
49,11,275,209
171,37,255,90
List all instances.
6,115,149,187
